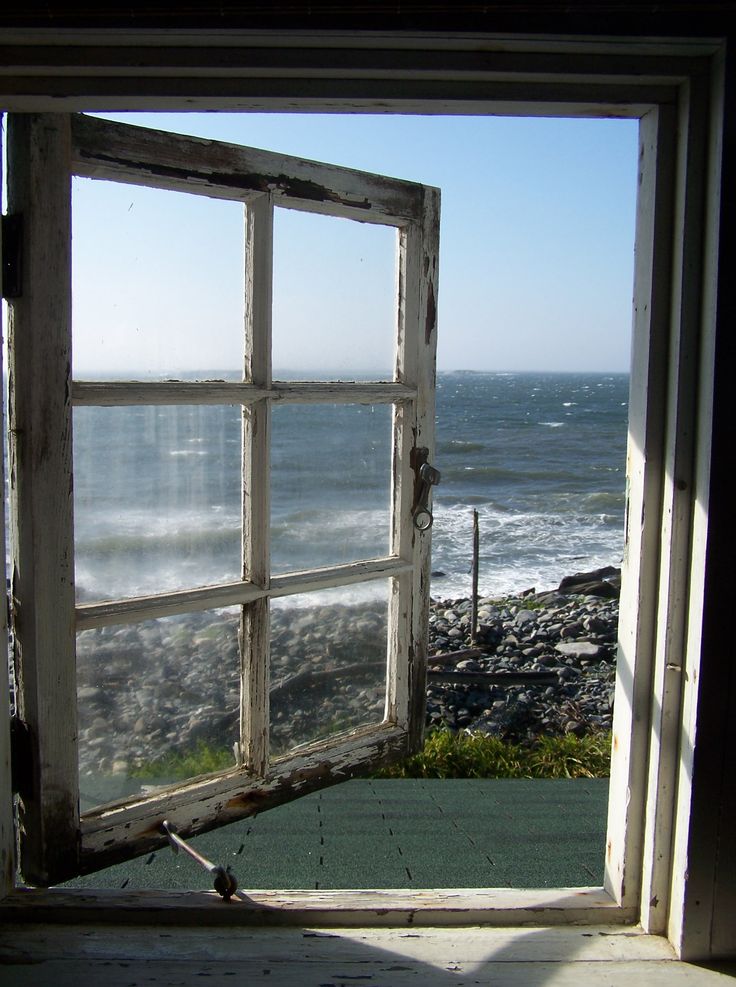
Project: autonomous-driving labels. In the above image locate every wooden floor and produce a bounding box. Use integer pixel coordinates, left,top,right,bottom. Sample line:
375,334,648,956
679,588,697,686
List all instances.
1,924,735,985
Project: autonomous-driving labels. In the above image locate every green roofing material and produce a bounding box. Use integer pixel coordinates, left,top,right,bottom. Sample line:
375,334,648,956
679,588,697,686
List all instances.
61,778,609,892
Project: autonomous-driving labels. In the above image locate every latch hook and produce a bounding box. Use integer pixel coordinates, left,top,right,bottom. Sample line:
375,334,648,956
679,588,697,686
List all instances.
413,460,441,531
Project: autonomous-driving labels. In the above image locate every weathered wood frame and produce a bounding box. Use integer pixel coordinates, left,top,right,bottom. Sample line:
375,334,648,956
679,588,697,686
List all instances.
4,112,440,884
0,31,726,960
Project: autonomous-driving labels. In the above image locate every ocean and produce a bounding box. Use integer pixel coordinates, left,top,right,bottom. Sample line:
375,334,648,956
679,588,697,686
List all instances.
72,371,629,607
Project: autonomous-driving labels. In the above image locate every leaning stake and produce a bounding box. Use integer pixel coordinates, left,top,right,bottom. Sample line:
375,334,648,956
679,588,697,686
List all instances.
471,509,480,644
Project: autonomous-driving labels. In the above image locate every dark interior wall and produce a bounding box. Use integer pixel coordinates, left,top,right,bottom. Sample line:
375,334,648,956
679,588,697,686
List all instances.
0,1,733,34
0,1,734,39
682,38,736,959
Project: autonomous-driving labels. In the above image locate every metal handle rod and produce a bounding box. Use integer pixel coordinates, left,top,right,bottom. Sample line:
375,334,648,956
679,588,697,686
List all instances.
161,819,238,900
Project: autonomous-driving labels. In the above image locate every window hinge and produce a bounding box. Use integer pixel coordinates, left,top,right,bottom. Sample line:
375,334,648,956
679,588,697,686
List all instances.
10,716,33,798
1,214,23,299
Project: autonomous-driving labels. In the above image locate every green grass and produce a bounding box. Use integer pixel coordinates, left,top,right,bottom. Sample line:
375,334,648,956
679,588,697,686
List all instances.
374,728,612,780
130,729,611,782
130,740,235,780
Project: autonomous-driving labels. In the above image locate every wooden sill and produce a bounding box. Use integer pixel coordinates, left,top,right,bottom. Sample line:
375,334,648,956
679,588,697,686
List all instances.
0,885,634,927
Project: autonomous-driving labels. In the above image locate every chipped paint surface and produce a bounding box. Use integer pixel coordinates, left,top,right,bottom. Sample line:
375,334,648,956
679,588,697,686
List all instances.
79,728,411,875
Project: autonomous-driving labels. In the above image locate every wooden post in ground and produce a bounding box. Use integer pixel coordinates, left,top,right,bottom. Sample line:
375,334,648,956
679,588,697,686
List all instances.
471,509,479,644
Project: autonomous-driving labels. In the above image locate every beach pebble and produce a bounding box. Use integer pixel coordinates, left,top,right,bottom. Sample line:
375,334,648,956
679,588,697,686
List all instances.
74,571,620,779
426,576,619,741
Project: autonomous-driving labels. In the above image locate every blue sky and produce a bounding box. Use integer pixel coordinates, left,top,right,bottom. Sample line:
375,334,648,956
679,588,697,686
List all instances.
72,112,639,376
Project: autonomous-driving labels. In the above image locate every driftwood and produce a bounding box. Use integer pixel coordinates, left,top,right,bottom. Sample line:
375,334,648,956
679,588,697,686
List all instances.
427,669,559,687
270,661,386,699
428,647,558,687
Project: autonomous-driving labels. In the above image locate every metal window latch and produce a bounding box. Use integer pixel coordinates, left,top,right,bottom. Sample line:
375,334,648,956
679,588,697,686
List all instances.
413,460,441,531
161,820,238,901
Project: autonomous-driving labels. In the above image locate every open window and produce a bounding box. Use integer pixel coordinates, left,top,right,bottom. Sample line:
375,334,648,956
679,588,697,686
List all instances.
0,31,727,961
5,113,439,886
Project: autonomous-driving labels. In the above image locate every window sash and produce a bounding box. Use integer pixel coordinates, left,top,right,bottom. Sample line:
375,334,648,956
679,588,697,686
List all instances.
6,112,439,885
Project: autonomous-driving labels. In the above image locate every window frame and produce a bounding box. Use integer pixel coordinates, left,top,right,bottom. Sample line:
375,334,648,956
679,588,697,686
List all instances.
0,31,724,943
4,112,440,885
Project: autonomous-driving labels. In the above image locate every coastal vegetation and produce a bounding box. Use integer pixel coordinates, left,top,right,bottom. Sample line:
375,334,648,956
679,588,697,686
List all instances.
375,727,611,780
131,728,611,783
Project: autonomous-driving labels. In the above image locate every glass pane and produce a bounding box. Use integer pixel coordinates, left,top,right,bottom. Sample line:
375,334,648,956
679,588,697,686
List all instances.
72,178,245,381
73,405,242,602
77,608,240,810
271,403,392,573
272,208,396,381
270,585,389,758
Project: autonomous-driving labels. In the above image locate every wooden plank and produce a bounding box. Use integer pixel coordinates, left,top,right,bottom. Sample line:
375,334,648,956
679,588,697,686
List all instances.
0,39,714,76
77,726,412,876
75,558,413,629
268,558,413,598
0,922,679,961
72,380,415,405
70,113,423,225
0,886,630,927
0,922,677,962
669,51,730,962
4,956,730,987
0,28,719,58
75,580,264,630
386,220,415,730
0,35,685,118
242,192,272,777
641,74,710,937
11,923,733,987
6,114,80,887
604,104,675,915
387,186,440,746
410,188,441,751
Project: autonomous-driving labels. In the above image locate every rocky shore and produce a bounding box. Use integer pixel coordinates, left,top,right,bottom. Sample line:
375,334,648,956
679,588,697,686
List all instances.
426,566,619,741
76,567,619,781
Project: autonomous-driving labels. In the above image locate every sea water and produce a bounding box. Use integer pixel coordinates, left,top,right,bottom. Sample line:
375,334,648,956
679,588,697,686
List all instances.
72,371,628,605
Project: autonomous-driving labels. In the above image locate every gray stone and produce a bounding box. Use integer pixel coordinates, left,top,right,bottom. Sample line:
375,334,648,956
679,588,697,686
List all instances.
555,641,605,660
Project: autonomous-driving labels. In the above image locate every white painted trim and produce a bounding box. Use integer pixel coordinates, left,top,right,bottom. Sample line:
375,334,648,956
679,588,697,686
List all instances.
74,558,414,630
70,113,421,224
72,381,416,405
667,48,725,962
6,114,80,886
1,885,631,928
604,102,673,914
639,72,709,936
242,192,273,777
